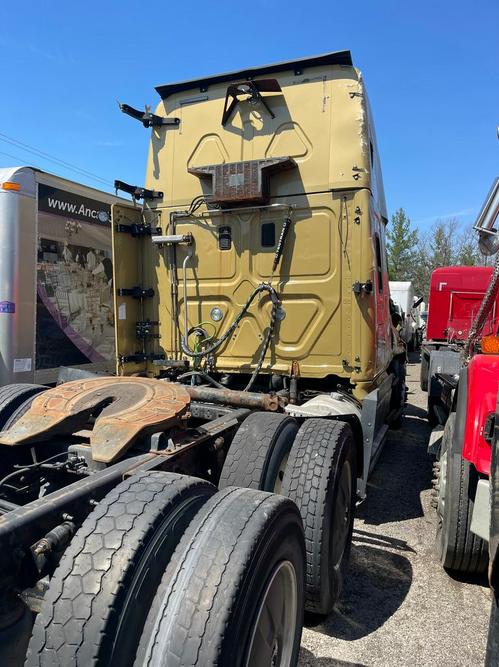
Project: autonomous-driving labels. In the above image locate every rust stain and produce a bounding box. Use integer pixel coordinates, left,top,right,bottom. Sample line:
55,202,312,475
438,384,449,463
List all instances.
0,377,190,464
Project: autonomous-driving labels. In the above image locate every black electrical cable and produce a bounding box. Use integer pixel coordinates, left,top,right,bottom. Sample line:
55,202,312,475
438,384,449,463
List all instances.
180,283,280,392
0,451,69,492
181,283,280,359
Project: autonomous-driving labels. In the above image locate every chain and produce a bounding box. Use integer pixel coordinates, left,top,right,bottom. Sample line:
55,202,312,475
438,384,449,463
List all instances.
464,252,499,361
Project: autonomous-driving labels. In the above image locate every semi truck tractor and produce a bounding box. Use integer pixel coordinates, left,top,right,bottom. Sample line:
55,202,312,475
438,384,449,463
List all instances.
0,51,406,667
0,167,127,386
428,178,499,578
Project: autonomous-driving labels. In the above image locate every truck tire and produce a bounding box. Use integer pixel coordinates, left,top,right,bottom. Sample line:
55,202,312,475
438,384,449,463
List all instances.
435,413,488,574
420,352,429,391
135,487,305,667
218,412,298,493
281,418,356,614
486,407,499,666
26,471,215,667
0,384,46,429
427,396,440,427
3,391,48,429
389,358,406,429
486,596,499,667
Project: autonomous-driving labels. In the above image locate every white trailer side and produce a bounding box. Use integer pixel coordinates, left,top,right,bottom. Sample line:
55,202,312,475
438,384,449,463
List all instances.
0,166,128,385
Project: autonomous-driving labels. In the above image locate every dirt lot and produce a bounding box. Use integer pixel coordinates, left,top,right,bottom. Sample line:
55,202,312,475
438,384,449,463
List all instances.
299,353,491,667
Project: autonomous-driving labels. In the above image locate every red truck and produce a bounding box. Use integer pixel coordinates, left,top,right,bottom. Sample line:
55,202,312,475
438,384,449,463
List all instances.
425,178,499,578
420,266,499,393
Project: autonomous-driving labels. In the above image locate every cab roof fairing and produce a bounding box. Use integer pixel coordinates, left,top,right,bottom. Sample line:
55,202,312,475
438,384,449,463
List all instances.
155,50,353,100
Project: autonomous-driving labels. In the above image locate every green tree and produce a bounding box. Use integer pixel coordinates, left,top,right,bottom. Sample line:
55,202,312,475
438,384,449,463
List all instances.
456,227,483,266
430,218,458,267
412,218,486,299
386,208,419,280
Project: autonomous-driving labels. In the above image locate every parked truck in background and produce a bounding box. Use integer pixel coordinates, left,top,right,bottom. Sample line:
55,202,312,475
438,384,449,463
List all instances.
389,280,423,351
486,398,499,665
0,51,406,667
428,178,499,580
420,265,499,422
0,167,127,387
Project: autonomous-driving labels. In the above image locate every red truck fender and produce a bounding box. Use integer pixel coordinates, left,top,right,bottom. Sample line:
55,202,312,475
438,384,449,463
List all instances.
462,354,499,476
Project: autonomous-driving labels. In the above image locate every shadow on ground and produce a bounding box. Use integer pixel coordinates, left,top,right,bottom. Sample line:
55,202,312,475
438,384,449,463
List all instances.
357,385,433,526
304,542,413,640
299,647,368,667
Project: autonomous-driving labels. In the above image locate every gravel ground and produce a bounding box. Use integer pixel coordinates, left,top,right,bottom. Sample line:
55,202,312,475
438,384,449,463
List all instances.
299,352,491,667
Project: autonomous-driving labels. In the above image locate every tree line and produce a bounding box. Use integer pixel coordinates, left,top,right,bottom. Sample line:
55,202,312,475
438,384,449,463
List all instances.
386,208,487,301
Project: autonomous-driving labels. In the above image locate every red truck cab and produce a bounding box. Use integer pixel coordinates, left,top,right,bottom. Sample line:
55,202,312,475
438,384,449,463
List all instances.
420,266,499,394
426,266,497,342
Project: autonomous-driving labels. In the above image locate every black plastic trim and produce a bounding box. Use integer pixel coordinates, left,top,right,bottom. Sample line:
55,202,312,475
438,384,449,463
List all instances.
156,50,353,99
452,367,468,455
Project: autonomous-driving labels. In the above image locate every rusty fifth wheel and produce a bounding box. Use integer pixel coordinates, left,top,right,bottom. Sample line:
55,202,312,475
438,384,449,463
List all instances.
0,377,191,462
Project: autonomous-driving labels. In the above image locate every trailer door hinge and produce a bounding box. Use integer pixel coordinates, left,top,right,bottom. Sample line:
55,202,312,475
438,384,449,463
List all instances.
118,102,180,129
114,180,163,201
116,223,162,237
352,280,373,295
116,287,155,299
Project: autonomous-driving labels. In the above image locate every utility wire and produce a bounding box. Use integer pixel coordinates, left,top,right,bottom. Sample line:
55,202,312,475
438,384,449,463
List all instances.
0,132,112,187
0,148,44,171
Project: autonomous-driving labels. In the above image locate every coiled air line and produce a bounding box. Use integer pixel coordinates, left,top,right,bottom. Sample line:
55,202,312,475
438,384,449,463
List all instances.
182,283,281,391
178,214,291,391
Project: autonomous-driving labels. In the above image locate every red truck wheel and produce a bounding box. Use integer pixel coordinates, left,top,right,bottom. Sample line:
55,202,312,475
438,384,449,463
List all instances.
435,414,488,574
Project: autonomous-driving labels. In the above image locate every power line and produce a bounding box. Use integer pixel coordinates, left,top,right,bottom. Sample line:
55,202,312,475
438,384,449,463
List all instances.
0,148,44,171
0,132,112,187
0,131,111,185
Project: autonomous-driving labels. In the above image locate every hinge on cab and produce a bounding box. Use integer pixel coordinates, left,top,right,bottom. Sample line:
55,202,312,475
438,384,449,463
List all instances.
136,320,160,340
116,287,154,299
116,223,162,237
114,180,163,201
352,280,373,295
118,102,180,129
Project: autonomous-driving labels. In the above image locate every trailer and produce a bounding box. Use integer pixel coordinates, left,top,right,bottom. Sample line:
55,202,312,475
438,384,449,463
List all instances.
388,280,423,350
0,52,406,667
0,167,127,386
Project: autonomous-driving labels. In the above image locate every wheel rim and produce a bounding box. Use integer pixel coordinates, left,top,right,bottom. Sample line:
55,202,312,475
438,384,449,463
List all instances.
273,452,289,494
330,459,352,568
245,560,297,667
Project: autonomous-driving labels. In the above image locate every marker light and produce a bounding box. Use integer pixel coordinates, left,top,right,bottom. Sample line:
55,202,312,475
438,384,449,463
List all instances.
1,182,21,191
481,335,499,354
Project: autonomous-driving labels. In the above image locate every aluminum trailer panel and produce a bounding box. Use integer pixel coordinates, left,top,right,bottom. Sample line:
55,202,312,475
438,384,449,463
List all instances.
0,166,128,385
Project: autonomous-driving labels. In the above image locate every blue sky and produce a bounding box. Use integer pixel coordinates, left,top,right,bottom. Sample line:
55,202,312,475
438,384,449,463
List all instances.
0,0,497,232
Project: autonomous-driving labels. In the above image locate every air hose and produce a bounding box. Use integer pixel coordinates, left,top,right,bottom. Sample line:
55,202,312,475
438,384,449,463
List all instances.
180,283,281,391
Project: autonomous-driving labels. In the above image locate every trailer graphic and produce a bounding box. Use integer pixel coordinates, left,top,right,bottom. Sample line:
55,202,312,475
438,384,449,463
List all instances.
0,167,128,385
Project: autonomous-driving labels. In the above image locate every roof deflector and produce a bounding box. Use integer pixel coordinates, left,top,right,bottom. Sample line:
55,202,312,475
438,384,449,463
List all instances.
155,50,353,100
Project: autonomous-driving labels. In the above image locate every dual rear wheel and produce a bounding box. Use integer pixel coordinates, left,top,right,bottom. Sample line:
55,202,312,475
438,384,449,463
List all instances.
220,413,357,615
26,472,305,667
23,411,357,666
